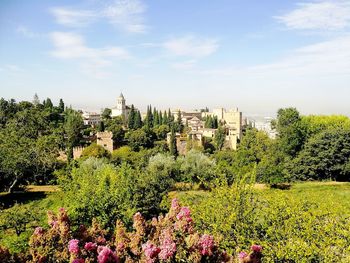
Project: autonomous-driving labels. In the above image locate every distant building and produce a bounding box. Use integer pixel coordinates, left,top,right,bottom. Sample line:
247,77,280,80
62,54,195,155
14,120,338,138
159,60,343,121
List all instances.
82,111,101,126
111,93,131,119
253,117,277,139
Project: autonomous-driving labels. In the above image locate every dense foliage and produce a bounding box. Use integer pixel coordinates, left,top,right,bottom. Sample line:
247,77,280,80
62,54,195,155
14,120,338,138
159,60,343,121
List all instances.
2,98,350,262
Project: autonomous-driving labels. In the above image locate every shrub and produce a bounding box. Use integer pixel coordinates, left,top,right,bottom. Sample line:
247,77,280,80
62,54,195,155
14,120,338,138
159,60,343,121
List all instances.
27,200,261,262
61,157,173,228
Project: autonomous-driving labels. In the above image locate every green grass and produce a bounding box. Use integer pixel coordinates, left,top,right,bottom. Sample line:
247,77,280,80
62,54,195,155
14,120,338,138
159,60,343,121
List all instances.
0,191,64,253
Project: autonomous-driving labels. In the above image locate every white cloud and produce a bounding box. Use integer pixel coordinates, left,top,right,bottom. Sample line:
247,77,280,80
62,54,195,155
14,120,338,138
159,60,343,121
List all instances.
103,0,147,33
49,32,129,77
163,36,219,58
50,0,147,33
51,7,96,27
275,1,350,31
200,36,350,78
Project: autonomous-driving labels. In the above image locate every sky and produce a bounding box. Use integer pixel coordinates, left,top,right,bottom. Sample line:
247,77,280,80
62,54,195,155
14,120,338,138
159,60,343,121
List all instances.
1,0,350,116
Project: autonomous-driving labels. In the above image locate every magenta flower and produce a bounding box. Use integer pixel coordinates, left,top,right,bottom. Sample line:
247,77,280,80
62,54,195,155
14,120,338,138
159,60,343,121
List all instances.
199,234,215,256
97,246,118,263
142,241,161,258
238,251,248,259
171,198,180,210
251,244,262,253
68,239,80,254
176,207,191,220
159,230,176,260
34,227,44,236
84,242,97,251
72,259,85,263
142,241,161,262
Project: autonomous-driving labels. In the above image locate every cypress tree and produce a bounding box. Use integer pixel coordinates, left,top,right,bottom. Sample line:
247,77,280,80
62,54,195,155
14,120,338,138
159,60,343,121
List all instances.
134,110,142,129
169,128,178,157
159,111,163,126
163,110,168,125
176,110,183,133
45,98,53,109
58,98,65,113
98,121,105,132
168,109,174,126
128,104,135,129
213,116,218,129
153,108,159,127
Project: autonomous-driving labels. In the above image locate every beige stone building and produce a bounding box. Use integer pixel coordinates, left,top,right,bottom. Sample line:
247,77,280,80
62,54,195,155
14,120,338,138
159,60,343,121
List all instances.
111,93,131,119
96,131,114,153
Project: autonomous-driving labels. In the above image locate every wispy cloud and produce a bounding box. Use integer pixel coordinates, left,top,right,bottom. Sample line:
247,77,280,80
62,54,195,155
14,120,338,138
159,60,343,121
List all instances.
51,7,96,27
50,0,147,33
103,0,147,33
201,36,350,77
0,64,24,74
16,26,41,38
50,32,129,77
163,35,219,58
275,1,350,31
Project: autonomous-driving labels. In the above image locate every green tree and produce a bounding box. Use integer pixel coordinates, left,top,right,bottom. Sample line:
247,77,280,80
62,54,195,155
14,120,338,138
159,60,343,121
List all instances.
214,126,226,151
101,108,111,120
32,93,40,107
275,107,305,157
128,104,136,130
169,128,178,157
134,110,142,129
64,109,83,161
163,110,168,125
81,143,110,159
58,98,65,113
44,98,53,110
289,128,350,181
0,204,40,237
178,150,216,187
126,128,152,151
105,123,125,147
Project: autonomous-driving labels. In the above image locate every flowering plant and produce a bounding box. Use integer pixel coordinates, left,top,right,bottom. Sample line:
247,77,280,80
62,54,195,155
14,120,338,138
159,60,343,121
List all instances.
28,199,262,262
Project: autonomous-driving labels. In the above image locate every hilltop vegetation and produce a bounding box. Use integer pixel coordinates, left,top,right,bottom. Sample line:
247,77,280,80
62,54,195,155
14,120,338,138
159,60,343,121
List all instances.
1,98,350,262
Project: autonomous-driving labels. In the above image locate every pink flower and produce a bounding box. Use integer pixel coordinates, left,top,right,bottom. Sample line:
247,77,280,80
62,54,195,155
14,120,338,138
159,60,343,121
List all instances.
34,227,44,236
84,242,97,251
142,241,161,259
159,230,176,260
176,207,191,220
97,246,118,263
72,259,85,263
251,244,262,253
171,198,180,211
199,234,215,256
68,239,80,254
238,251,248,259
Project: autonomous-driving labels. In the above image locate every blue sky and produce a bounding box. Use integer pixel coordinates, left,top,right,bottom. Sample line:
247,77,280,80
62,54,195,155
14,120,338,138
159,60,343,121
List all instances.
1,0,350,116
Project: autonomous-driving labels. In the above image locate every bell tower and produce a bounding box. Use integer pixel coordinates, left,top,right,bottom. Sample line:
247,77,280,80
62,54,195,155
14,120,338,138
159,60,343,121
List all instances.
117,93,126,112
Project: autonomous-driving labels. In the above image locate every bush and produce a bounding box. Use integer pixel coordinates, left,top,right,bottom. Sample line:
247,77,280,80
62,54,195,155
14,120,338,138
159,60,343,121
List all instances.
80,143,110,159
26,200,262,263
60,158,173,228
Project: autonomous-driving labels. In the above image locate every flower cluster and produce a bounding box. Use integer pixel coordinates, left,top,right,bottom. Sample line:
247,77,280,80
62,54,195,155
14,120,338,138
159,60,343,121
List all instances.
142,241,161,263
97,246,118,263
198,234,215,256
238,245,263,263
68,239,80,254
27,200,262,263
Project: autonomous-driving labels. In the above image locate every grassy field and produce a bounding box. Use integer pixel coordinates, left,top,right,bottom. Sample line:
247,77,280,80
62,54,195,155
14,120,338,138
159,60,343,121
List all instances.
0,190,64,253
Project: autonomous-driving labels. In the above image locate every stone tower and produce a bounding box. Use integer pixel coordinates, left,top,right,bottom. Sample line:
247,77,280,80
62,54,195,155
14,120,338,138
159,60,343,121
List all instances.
111,93,127,118
117,93,125,112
